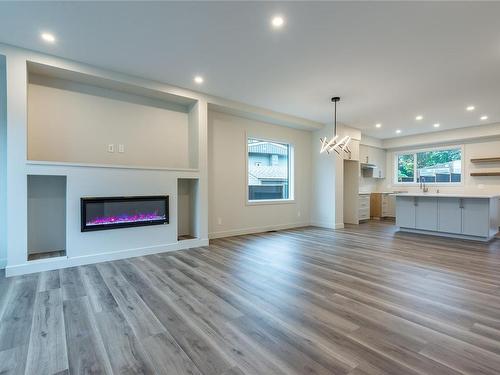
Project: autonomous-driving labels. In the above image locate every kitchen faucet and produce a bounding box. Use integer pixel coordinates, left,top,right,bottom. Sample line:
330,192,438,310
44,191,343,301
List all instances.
420,176,429,193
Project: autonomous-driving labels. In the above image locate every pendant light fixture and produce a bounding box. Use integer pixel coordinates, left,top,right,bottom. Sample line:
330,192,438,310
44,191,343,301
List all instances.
319,96,351,157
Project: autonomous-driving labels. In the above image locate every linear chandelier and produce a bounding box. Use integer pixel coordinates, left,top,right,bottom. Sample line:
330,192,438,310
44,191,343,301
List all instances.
319,96,351,157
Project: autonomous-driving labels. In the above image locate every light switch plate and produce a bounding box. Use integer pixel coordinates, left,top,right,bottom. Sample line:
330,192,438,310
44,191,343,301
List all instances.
107,144,114,153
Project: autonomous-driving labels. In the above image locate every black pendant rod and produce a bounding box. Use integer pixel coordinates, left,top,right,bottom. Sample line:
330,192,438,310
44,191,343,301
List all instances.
331,96,340,136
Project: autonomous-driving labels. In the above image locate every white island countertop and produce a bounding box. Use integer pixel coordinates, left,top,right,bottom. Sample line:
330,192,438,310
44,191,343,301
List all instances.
395,192,500,199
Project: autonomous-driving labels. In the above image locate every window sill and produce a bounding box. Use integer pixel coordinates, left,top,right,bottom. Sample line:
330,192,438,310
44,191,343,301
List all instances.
393,182,464,187
246,199,296,206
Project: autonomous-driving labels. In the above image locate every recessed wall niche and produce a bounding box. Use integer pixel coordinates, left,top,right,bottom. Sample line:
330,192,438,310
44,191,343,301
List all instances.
27,175,67,261
26,62,199,169
178,178,199,240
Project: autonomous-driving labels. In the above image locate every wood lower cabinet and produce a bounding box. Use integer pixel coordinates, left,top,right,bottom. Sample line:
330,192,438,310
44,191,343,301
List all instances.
371,193,396,219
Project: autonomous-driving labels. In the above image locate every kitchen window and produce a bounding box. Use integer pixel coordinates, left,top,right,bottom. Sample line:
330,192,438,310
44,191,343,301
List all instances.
395,146,462,184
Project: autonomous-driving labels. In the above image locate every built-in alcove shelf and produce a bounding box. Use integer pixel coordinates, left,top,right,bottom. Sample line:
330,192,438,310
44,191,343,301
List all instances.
27,61,200,171
471,157,500,163
27,175,67,261
177,178,199,241
470,172,500,177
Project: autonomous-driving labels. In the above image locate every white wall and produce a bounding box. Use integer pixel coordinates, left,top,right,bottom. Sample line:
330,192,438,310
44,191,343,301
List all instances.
28,76,190,168
208,110,312,237
311,122,337,228
0,55,6,267
1,42,322,275
382,133,500,195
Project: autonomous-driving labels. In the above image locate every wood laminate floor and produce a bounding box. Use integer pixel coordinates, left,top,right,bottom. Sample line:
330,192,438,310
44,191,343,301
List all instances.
1,221,500,374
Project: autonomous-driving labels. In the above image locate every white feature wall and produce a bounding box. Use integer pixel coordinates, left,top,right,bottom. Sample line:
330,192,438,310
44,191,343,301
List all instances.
28,76,190,168
1,42,322,275
208,110,312,238
311,122,337,228
0,55,6,268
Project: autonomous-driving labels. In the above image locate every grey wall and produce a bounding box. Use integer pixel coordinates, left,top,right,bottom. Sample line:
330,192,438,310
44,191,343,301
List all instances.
28,175,66,254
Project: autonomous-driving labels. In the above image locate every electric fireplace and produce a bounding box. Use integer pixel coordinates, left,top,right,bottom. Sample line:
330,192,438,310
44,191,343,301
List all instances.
81,195,169,232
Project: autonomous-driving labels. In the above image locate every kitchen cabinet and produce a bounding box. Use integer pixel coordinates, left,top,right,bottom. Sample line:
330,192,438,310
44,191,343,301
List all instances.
346,139,359,161
359,145,386,178
396,196,416,228
415,197,438,231
437,198,462,234
371,193,396,218
396,194,499,241
358,194,370,221
461,198,490,237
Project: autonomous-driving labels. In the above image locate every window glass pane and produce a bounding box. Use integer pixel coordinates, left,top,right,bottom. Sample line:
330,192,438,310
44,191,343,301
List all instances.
248,138,289,200
397,153,415,183
416,149,461,183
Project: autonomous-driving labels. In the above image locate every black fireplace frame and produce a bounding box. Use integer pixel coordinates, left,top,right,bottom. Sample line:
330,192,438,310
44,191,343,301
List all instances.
81,195,169,232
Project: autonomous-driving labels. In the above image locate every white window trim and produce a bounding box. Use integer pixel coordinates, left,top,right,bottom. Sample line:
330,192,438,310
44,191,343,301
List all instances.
245,134,295,205
393,144,465,186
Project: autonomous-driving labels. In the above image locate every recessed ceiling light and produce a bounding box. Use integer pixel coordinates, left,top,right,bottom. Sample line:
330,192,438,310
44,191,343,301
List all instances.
480,115,488,120
395,129,401,134
466,105,475,111
41,32,56,43
415,115,423,121
433,123,440,128
271,15,285,29
375,123,382,128
194,75,204,84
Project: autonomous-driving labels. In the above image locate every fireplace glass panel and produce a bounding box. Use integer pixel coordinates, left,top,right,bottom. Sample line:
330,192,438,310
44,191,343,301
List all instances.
81,196,169,231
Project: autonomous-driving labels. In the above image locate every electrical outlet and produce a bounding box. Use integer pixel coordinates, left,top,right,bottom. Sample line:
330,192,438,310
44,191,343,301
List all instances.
297,210,301,217
118,144,125,153
107,144,114,153
217,217,222,225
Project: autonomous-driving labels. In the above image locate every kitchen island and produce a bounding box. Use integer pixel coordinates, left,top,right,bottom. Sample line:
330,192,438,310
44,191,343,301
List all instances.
395,193,500,241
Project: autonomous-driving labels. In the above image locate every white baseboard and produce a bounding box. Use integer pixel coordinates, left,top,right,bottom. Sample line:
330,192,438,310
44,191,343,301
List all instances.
5,238,209,277
0,258,6,270
209,222,310,239
310,221,336,229
309,221,345,230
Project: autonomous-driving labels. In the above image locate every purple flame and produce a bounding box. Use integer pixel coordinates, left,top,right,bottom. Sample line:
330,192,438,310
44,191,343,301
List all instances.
86,211,166,226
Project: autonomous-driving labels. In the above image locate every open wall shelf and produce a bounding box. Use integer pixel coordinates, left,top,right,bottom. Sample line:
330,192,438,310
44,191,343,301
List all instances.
470,172,500,177
471,157,500,163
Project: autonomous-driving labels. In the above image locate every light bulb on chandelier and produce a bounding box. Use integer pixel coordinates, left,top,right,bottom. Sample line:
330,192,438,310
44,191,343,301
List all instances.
319,97,351,157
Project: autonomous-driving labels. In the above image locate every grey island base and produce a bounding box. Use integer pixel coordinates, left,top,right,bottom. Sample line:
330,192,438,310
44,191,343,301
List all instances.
395,193,500,241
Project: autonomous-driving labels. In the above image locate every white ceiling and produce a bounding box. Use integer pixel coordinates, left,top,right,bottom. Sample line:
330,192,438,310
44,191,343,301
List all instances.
1,1,499,139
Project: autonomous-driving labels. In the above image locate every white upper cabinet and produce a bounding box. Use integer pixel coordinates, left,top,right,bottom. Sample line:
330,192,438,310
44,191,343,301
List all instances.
347,139,360,161
359,144,386,178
